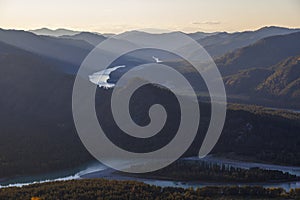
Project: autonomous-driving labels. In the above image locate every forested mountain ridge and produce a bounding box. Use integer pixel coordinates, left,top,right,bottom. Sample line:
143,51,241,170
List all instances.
216,31,300,76
0,28,300,179
198,26,300,57
223,55,300,107
0,28,93,67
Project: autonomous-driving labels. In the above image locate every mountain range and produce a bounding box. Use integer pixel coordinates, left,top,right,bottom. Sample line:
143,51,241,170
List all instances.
29,28,81,37
197,26,300,57
0,28,93,70
219,32,300,107
1,26,300,107
1,26,300,111
0,26,300,178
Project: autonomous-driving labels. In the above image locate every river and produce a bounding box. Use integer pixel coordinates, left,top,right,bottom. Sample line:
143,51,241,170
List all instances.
1,156,299,191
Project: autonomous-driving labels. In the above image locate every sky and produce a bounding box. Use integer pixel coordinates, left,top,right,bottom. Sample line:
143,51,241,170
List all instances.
0,0,299,33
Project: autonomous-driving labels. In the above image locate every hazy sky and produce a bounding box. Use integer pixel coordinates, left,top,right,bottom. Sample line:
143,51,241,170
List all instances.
0,0,299,33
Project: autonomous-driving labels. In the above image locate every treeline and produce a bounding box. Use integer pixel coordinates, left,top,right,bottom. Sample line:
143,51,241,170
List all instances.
0,120,93,178
1,83,300,180
210,103,300,166
127,160,298,182
0,179,299,200
96,85,300,167
227,103,300,121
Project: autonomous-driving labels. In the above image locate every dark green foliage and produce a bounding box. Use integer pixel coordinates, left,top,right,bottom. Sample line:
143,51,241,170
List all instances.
214,31,300,108
138,160,299,182
216,32,300,76
0,179,299,200
0,41,93,178
257,56,300,97
213,104,300,166
223,56,300,107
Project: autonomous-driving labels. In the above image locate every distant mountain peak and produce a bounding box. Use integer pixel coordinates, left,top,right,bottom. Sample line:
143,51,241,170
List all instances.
29,28,81,37
60,32,106,46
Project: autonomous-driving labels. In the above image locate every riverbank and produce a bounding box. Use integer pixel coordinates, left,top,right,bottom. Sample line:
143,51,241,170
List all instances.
79,159,300,191
1,155,300,191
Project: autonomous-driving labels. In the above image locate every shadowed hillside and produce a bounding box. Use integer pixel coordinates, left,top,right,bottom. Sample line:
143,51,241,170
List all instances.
0,29,300,180
216,32,300,76
199,26,300,57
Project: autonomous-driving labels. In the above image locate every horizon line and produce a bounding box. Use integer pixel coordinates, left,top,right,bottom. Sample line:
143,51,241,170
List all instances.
1,25,300,35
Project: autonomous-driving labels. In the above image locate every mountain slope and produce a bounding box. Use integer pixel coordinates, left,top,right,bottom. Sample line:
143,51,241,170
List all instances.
224,56,300,108
199,26,300,57
256,56,300,97
60,32,106,46
216,31,300,76
0,41,92,177
0,29,93,67
223,68,273,94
